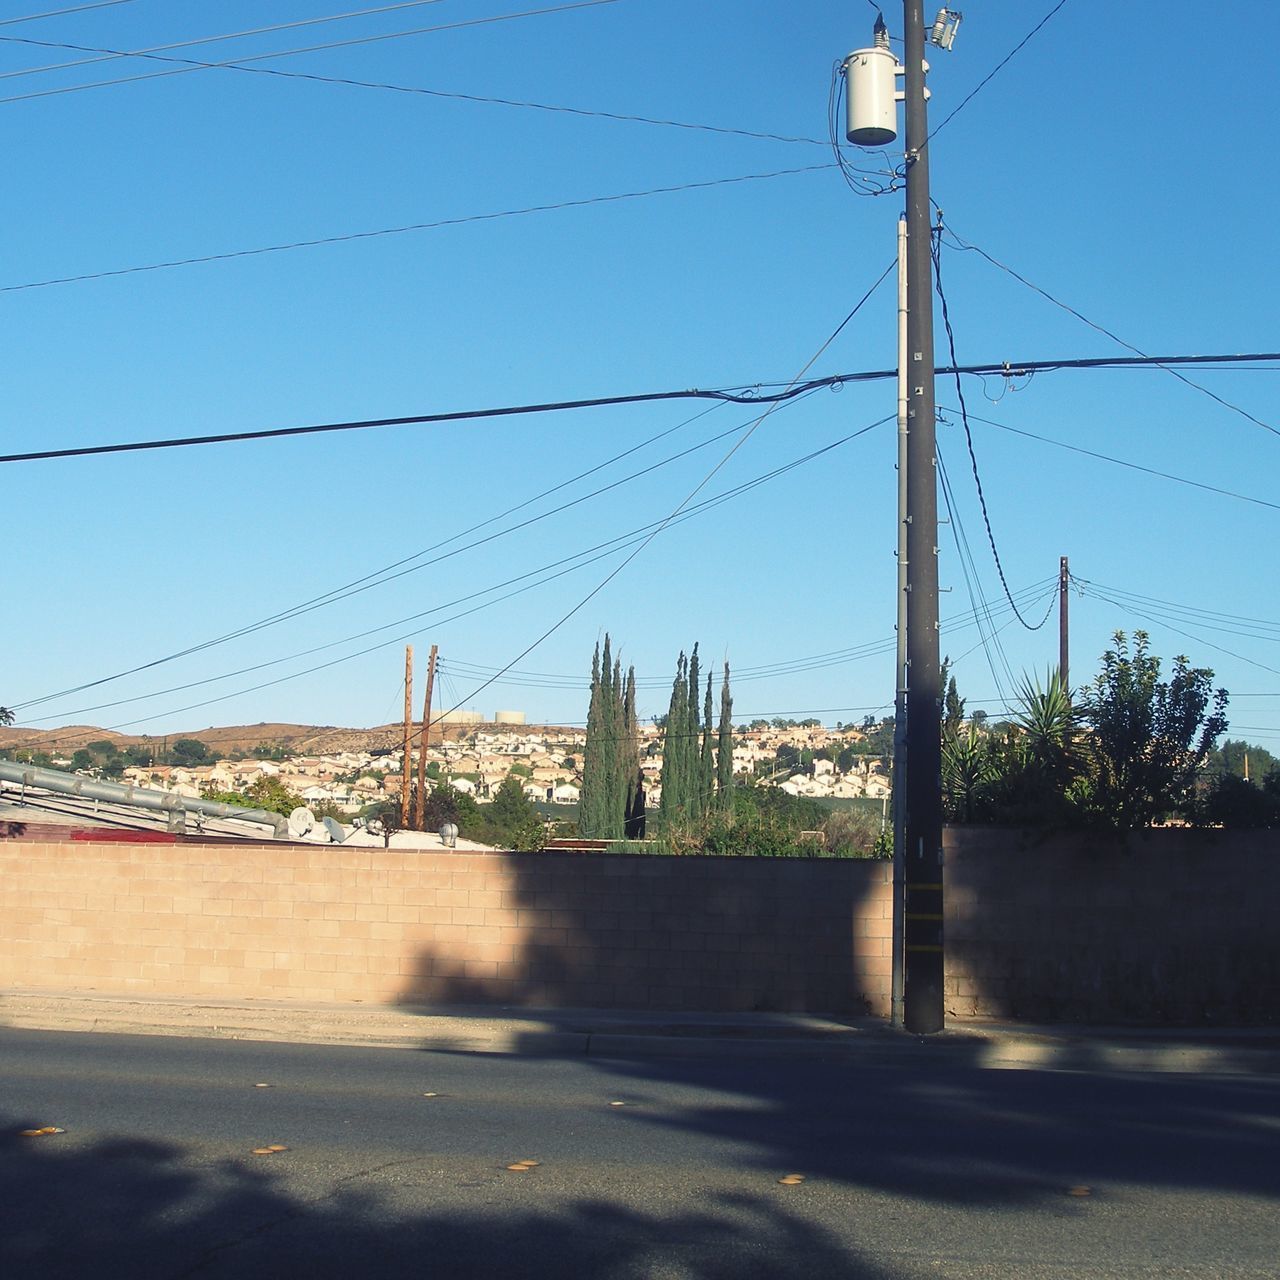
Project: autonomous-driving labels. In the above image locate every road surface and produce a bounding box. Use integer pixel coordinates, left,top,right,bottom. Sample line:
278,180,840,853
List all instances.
2,1027,1276,1278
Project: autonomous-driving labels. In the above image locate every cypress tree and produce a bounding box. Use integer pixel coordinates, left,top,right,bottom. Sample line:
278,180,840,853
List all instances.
622,665,645,838
717,661,734,810
580,641,605,837
700,672,715,813
686,644,702,817
660,651,688,823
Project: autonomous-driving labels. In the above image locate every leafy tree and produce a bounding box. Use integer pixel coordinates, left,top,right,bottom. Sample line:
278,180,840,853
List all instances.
1080,631,1228,829
170,738,211,765
1196,772,1280,828
940,657,966,741
0,705,13,727
1207,738,1277,783
71,749,93,771
479,775,545,851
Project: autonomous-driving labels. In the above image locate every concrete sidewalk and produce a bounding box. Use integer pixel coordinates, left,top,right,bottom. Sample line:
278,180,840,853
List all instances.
2,988,1277,1075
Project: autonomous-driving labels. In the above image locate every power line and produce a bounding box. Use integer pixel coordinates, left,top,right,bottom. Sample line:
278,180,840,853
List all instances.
952,405,1280,512
942,225,1280,440
1,23,825,146
10,348,1279,467
933,231,1048,631
423,264,897,731
928,0,1071,141
1072,578,1280,679
0,0,137,27
12,399,754,711
0,163,835,298
12,411,896,742
0,0,621,105
0,1,452,81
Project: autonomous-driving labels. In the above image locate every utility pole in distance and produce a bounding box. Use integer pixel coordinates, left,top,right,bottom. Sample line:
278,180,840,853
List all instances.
900,0,944,1034
413,644,438,830
1059,556,1070,690
400,645,414,827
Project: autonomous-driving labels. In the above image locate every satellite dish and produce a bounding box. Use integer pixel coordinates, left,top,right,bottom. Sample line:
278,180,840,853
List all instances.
287,806,316,838
322,816,348,844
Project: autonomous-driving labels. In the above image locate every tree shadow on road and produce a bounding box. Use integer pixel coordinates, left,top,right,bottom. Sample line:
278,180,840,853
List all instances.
0,1106,895,1280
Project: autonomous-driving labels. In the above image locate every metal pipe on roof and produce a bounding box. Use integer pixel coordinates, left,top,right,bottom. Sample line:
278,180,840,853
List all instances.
0,761,289,838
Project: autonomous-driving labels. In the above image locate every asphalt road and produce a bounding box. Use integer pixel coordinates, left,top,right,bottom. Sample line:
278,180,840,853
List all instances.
2,1027,1277,1278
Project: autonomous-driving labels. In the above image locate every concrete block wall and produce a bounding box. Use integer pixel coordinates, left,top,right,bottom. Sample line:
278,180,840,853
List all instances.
0,840,893,1014
943,827,1280,1024
3,829,1275,1023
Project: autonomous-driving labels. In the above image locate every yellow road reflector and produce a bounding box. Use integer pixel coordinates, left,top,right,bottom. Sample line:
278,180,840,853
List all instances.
506,1159,541,1171
254,1083,271,1089
778,1173,805,1186
252,1145,289,1156
20,1126,65,1137
1067,1185,1092,1197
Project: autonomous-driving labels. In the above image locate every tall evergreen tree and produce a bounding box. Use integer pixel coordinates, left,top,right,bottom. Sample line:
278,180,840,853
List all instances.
717,662,734,809
699,672,715,813
621,665,645,838
660,651,689,824
580,640,607,837
685,644,702,817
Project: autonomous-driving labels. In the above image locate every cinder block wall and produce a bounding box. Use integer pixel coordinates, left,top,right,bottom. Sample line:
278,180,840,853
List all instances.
3,830,1276,1022
943,827,1280,1024
0,840,893,1014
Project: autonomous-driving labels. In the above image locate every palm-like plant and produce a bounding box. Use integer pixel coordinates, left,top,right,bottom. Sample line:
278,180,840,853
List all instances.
1012,668,1080,784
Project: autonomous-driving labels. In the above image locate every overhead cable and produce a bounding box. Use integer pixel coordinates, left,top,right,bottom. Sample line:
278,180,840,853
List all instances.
952,405,1280,512
0,0,621,105
0,0,137,26
943,225,1280,440
0,164,836,298
7,349,1279,467
934,232,1049,630
927,0,1071,142
0,24,825,146
420,263,897,732
0,1,452,80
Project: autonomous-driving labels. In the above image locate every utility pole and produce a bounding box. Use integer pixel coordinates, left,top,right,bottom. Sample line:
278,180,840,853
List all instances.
413,644,439,830
1059,556,1070,689
400,645,414,827
901,0,944,1034
891,213,909,1030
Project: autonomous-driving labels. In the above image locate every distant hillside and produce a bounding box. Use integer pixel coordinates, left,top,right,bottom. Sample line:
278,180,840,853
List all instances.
0,719,577,757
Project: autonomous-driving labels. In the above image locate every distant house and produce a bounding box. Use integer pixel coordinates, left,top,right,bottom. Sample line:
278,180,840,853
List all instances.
551,783,580,804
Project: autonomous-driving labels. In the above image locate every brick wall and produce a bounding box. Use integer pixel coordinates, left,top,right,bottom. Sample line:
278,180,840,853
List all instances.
2,830,1276,1023
0,839,893,1014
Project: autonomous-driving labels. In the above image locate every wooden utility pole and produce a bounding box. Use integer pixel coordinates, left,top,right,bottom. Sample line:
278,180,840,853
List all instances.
413,644,439,830
1059,556,1070,689
400,645,414,826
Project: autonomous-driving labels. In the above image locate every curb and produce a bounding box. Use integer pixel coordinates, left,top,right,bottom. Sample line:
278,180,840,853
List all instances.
2,993,1277,1075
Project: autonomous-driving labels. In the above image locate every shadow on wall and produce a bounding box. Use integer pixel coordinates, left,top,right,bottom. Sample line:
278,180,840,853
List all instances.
395,853,891,1017
944,827,1280,1025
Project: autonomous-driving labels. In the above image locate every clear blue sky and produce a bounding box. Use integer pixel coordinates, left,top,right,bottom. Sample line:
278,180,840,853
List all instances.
5,1,1278,750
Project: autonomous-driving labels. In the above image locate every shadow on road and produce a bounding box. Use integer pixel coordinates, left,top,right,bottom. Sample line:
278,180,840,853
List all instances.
0,1109,892,1279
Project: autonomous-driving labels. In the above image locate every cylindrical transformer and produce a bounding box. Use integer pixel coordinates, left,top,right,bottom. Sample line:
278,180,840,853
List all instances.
844,45,898,147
